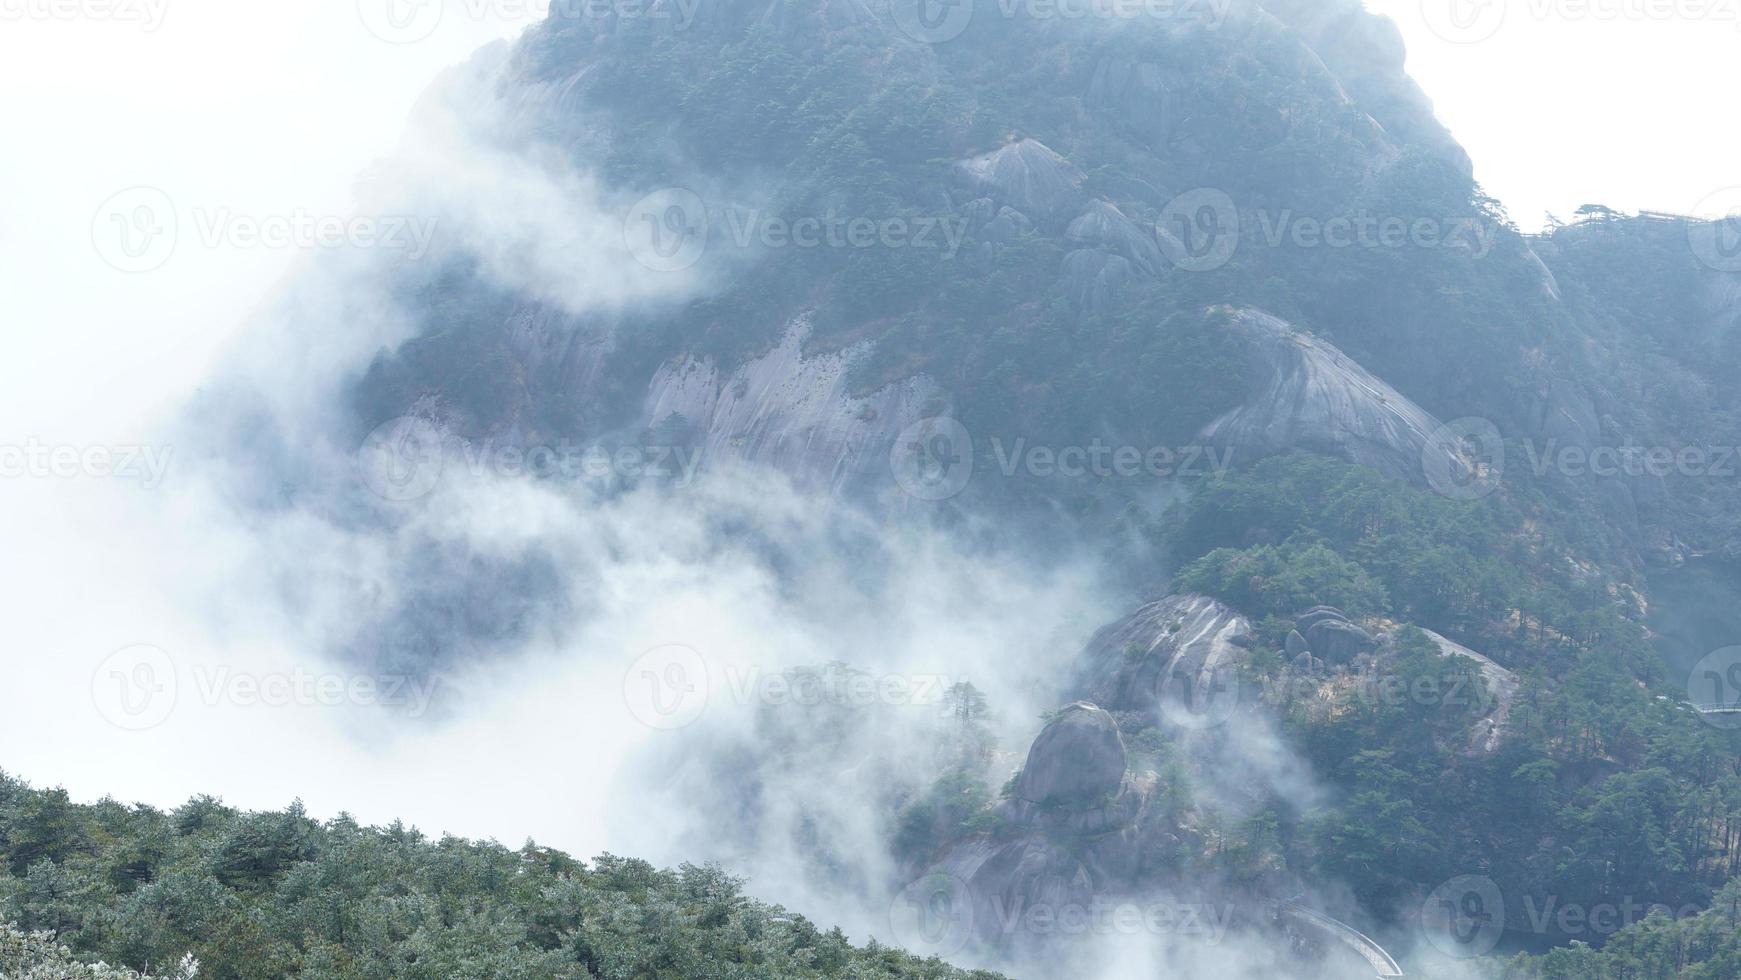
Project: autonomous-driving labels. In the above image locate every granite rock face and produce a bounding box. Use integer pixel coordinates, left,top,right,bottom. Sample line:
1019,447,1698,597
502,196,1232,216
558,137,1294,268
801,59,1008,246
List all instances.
954,139,1086,224
1199,309,1473,489
916,704,1180,954
1012,703,1128,810
642,319,942,497
1075,593,1253,718
1065,201,1164,276
1295,607,1375,665
1086,55,1185,153
1058,250,1132,315
1420,629,1519,756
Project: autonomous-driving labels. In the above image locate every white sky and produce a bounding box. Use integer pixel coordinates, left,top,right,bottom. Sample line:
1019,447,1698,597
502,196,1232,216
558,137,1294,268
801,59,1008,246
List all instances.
0,0,1735,838
1368,0,1741,226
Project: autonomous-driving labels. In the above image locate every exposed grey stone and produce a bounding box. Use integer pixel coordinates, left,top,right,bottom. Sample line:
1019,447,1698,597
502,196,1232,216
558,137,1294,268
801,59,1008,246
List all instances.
1075,594,1252,715
915,707,1179,953
1087,56,1184,151
955,139,1085,223
960,196,998,232
1285,629,1311,658
1304,619,1375,665
1295,606,1350,633
1420,629,1519,756
1198,309,1471,488
1523,246,1563,301
1260,0,1470,177
642,318,942,497
981,206,1034,244
1066,201,1163,276
1058,250,1131,314
1013,702,1126,809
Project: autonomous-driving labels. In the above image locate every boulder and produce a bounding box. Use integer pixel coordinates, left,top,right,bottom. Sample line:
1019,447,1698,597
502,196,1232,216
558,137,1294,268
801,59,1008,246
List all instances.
1066,201,1163,276
1014,702,1127,809
1058,250,1131,314
954,139,1085,223
1074,594,1252,716
1303,619,1376,665
912,705,1181,954
1295,606,1350,633
960,196,998,231
981,205,1035,244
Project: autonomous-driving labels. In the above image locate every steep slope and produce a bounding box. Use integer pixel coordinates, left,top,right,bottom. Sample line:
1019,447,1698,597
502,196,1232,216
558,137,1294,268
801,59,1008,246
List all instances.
329,0,1741,573
348,0,1492,482
181,3,1741,975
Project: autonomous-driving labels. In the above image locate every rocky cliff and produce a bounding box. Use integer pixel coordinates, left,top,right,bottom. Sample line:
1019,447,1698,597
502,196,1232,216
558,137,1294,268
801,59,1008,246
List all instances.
1198,308,1473,489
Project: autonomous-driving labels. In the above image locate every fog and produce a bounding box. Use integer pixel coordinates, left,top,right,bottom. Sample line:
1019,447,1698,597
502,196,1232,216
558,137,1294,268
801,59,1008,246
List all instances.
5,3,1731,976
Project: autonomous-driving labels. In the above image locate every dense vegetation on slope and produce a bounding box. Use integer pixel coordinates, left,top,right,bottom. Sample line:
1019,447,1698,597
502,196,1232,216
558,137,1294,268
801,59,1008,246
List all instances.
371,3,1525,455
360,1,1741,573
2,923,152,979
1532,213,1741,561
1162,454,1741,933
1173,454,1647,672
1508,876,1741,978
0,773,1003,980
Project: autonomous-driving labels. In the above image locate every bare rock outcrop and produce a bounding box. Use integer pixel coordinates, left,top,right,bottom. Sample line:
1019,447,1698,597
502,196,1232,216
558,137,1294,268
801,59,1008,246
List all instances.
1075,594,1253,721
1258,0,1472,177
1086,55,1185,153
1065,201,1163,276
915,704,1181,954
1199,308,1474,489
1012,703,1127,810
955,139,1086,224
1058,250,1132,314
1420,628,1519,756
642,319,941,495
1294,607,1375,665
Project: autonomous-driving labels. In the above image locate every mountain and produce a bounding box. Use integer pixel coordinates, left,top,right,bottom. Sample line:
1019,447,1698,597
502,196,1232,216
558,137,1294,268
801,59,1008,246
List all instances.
31,1,1741,978
342,0,1741,566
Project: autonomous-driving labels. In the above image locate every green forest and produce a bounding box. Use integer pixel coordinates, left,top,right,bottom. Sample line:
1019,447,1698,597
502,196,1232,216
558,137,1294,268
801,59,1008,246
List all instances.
0,775,1003,980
